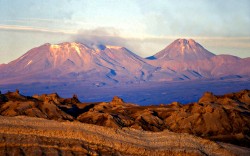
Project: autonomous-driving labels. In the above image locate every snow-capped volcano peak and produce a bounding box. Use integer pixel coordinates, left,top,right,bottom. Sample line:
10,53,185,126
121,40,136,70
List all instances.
2,42,96,74
152,39,215,61
49,42,89,51
50,42,84,56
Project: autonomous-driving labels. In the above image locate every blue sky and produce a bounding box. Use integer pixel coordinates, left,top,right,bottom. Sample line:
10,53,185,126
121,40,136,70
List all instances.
0,0,249,63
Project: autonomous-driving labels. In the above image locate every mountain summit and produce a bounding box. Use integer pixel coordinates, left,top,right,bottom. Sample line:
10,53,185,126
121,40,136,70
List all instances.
151,39,215,61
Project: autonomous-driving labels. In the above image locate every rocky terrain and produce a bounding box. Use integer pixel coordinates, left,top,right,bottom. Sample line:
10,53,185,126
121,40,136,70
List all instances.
0,89,250,154
2,115,249,156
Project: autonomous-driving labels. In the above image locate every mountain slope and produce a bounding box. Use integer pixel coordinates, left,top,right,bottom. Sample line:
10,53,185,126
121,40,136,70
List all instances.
210,55,250,77
151,39,215,61
146,39,250,80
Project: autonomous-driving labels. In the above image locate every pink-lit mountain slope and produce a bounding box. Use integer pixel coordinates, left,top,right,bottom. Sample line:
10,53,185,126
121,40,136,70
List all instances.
0,42,155,84
150,39,215,61
0,39,249,84
146,39,250,80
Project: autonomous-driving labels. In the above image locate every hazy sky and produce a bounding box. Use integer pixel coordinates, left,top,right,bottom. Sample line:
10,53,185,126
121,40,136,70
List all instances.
0,0,249,63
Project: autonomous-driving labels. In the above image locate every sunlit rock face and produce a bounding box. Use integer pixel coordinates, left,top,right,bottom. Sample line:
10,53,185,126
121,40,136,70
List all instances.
0,90,250,155
0,89,250,148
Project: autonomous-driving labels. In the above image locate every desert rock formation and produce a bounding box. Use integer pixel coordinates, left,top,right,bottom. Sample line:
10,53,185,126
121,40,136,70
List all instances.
1,116,249,156
0,89,250,154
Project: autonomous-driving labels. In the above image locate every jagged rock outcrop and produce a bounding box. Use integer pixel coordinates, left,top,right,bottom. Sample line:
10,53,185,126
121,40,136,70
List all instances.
0,91,73,120
111,96,124,104
198,92,218,103
76,90,250,147
62,94,81,104
0,90,250,148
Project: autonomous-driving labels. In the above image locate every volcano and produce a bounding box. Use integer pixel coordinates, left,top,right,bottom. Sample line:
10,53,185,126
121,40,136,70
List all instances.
146,39,250,80
149,39,215,61
0,42,155,84
0,39,249,84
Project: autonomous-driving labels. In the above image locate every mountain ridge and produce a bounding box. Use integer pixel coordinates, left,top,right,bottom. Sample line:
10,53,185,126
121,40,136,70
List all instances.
0,39,249,84
0,41,155,84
